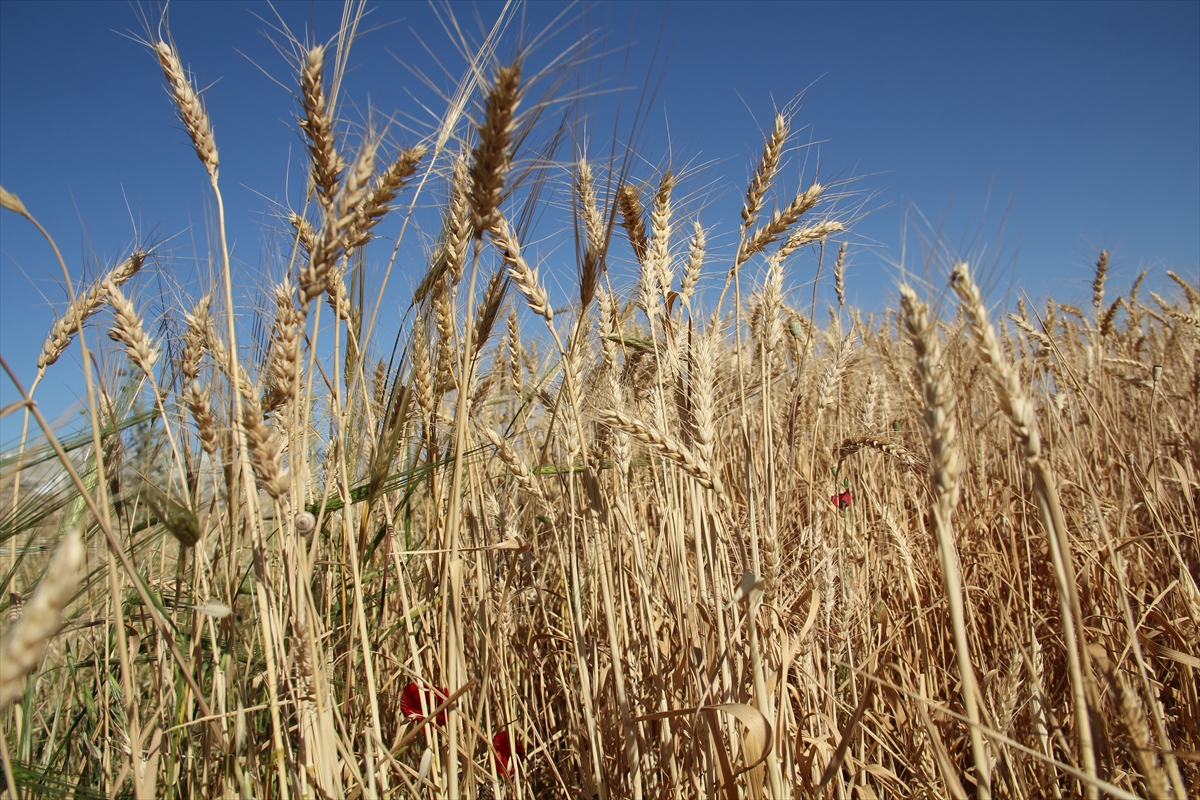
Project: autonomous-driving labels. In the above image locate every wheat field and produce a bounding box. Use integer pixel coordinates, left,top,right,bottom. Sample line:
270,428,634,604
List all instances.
1,9,1197,800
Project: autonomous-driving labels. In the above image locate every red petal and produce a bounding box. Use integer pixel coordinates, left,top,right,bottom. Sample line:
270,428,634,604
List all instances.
493,730,523,776
400,682,422,719
400,683,449,726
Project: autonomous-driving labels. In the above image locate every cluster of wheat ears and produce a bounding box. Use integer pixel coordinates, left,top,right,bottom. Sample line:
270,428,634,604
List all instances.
0,9,1197,800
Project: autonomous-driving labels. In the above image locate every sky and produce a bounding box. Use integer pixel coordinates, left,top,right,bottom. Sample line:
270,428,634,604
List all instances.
1,0,1198,443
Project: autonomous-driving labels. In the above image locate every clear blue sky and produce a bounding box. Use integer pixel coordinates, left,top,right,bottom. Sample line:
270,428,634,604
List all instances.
2,1,1198,442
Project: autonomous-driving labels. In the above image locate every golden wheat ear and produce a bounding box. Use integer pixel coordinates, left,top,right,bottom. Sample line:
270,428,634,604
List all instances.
0,529,84,711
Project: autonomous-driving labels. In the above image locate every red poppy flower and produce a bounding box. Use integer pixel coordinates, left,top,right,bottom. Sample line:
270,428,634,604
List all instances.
831,490,851,510
400,682,449,726
493,730,525,776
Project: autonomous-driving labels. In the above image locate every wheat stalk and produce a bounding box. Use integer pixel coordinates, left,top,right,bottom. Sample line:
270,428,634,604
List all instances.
900,283,991,800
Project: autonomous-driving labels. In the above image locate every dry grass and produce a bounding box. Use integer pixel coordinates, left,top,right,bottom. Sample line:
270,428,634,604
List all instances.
1,9,1197,800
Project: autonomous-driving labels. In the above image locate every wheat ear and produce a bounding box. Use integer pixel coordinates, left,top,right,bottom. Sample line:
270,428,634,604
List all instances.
0,528,84,710
468,62,521,234
598,408,724,496
155,41,218,180
104,281,159,378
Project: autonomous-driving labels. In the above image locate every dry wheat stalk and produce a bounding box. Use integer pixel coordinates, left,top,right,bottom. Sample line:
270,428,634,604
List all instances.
900,283,991,799
468,62,520,234
950,262,1098,794
104,281,159,378
0,528,83,710
155,41,218,180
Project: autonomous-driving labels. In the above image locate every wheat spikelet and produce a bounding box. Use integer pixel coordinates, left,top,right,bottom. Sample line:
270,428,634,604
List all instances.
778,220,845,261
577,159,604,308
1091,250,1109,313
647,170,676,303
242,395,289,500
1166,270,1199,308
184,381,219,456
816,331,855,414
37,252,146,370
155,41,218,180
1,185,29,216
617,183,649,264
263,283,303,414
104,281,159,378
834,436,918,469
346,144,427,251
412,321,435,419
1090,647,1168,800
506,309,524,397
598,408,723,495
0,528,83,710
482,427,546,505
738,181,823,267
679,220,706,310
433,277,456,392
743,112,789,229
489,216,552,323
300,136,377,306
833,242,848,308
298,44,342,207
180,296,210,383
289,212,317,259
468,62,520,233
445,155,471,283
1168,310,1200,329
1099,296,1123,337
